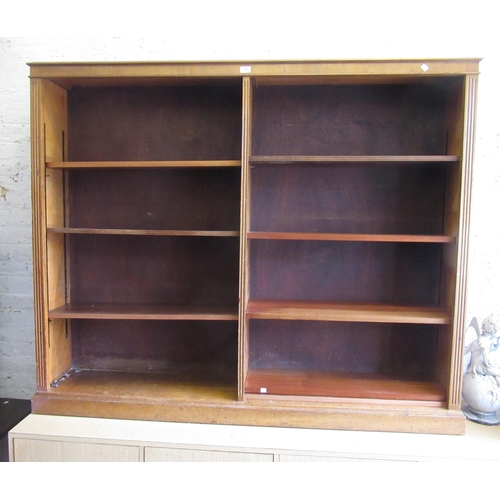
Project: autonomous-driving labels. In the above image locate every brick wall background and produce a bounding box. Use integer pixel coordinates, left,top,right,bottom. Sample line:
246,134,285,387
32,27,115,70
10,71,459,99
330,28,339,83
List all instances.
1,4,499,398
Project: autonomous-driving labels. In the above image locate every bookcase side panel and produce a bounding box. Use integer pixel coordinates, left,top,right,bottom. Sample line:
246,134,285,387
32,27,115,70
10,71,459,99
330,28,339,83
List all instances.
32,79,71,390
447,75,478,409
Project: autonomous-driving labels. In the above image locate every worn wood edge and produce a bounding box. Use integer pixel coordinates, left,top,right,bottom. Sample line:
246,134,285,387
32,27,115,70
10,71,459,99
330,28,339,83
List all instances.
244,392,445,407
246,300,451,324
28,58,481,78
250,155,461,164
46,160,241,169
47,228,239,237
31,392,465,435
48,303,239,321
247,231,454,243
27,60,481,91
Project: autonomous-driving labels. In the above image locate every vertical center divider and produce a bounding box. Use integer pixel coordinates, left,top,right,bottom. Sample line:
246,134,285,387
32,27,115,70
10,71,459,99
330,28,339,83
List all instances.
238,77,253,400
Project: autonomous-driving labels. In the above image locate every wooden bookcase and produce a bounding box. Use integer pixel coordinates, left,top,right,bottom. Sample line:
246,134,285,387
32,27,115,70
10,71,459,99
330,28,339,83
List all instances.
29,59,480,434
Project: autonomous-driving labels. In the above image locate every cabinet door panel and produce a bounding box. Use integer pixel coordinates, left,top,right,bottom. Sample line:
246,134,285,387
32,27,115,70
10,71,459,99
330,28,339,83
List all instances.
12,438,140,462
145,446,273,462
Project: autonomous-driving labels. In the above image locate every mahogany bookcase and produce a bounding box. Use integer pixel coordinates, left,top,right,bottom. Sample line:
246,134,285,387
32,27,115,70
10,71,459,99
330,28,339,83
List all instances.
29,59,479,434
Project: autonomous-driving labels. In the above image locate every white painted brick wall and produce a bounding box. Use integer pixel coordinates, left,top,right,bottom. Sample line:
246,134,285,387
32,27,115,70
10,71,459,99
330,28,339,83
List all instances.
1,7,499,398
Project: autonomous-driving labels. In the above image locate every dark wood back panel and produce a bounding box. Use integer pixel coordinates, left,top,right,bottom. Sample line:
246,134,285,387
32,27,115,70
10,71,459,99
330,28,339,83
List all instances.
68,168,240,231
248,320,438,380
250,240,443,306
68,84,242,161
69,234,239,306
252,82,455,156
72,319,238,378
250,164,446,234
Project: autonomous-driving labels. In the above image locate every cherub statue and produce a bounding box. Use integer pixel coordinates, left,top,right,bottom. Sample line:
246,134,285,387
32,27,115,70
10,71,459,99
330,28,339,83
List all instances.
462,314,500,424
464,314,500,385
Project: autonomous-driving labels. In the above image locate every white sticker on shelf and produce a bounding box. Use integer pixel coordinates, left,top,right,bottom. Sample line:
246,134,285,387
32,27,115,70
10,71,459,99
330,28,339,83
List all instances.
421,63,429,72
260,387,267,393
240,66,252,74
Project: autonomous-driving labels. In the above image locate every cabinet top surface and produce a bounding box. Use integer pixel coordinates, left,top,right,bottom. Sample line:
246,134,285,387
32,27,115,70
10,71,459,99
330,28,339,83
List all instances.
9,414,500,461
28,58,481,88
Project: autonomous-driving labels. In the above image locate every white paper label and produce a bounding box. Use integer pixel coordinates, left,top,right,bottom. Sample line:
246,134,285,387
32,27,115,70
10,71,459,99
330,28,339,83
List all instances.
260,387,267,393
240,66,252,74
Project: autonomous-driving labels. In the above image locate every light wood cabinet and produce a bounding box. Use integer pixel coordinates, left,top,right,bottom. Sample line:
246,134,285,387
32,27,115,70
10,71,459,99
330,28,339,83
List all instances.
9,415,500,462
29,59,480,434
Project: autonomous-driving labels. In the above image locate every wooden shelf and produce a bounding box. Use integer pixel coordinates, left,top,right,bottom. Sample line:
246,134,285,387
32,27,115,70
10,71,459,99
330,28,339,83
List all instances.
245,369,447,403
246,300,450,324
47,369,237,403
49,303,239,321
249,155,460,165
48,228,239,237
247,232,453,243
46,160,241,169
